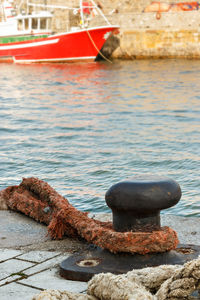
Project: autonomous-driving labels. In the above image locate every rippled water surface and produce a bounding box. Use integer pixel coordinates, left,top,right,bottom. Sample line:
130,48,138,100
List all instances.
0,60,200,216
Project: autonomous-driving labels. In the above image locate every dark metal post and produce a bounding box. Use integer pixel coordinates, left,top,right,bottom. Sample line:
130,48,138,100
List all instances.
105,176,182,232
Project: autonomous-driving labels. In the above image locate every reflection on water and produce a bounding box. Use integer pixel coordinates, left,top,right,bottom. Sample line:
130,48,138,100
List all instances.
0,60,200,216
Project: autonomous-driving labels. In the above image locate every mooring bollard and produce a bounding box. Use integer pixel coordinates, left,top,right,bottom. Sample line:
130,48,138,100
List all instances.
60,175,200,282
105,176,182,232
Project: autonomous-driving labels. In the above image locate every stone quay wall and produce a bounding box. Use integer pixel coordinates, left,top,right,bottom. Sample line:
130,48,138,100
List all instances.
27,0,200,59
110,11,200,59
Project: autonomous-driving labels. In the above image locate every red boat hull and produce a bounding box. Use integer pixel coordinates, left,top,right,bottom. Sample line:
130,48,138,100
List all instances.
0,26,119,63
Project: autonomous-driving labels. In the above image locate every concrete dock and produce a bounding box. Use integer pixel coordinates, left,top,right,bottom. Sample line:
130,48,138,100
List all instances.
1,210,200,300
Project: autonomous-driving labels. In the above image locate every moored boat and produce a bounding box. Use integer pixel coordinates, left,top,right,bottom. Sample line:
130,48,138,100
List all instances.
0,0,119,63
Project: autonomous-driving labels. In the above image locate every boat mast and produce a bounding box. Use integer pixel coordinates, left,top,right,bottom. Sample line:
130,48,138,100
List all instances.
79,0,84,27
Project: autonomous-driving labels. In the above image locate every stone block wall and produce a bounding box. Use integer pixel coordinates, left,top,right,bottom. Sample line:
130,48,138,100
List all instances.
109,11,200,58
112,29,200,59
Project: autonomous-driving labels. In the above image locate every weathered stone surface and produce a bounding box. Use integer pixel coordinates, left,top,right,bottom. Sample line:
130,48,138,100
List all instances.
0,249,22,262
0,211,49,248
24,254,68,276
18,251,60,263
0,259,34,280
0,283,39,300
20,268,87,292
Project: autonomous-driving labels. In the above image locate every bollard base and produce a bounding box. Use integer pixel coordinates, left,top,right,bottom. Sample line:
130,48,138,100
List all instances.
60,244,200,282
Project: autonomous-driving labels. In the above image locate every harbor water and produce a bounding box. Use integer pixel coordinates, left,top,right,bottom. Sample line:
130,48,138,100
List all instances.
0,59,199,217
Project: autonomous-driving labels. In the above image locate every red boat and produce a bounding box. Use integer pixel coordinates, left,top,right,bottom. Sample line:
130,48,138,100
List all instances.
0,0,119,63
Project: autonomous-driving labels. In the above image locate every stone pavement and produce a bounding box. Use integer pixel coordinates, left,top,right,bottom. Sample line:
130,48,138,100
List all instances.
0,249,87,300
0,211,90,300
1,210,200,300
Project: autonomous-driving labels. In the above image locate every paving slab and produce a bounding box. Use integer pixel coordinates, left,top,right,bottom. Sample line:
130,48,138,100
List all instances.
0,274,20,286
0,249,22,262
0,282,40,300
0,258,35,281
19,268,87,292
24,254,69,276
18,250,61,263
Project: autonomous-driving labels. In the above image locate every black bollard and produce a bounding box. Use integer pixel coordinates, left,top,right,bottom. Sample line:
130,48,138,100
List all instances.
105,176,182,232
60,175,200,281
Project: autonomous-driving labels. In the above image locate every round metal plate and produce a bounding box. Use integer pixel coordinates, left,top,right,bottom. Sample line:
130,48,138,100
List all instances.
60,244,200,282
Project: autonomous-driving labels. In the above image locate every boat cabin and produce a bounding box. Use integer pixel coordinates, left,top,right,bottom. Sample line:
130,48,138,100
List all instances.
16,11,52,34
0,0,53,37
